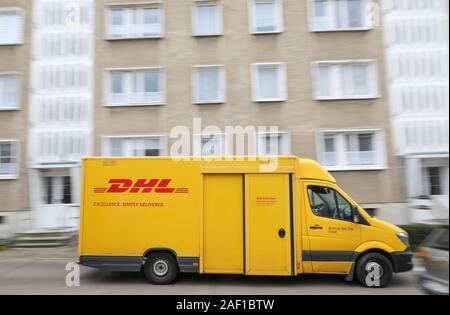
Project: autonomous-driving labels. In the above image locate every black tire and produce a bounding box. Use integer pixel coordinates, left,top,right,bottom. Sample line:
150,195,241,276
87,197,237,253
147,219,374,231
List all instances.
356,253,393,288
143,252,178,285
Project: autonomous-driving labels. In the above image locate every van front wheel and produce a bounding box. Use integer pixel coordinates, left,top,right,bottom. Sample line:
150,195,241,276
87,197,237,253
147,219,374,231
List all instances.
144,252,178,285
356,253,393,288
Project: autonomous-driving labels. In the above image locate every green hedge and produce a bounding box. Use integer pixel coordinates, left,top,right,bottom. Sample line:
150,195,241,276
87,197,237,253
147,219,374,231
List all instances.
0,239,14,251
399,224,438,251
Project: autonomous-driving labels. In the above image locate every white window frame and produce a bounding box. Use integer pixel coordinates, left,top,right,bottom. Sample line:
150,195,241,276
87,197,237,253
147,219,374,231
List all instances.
0,7,24,45
105,3,165,40
421,159,449,197
256,131,291,155
317,129,387,171
192,0,223,36
104,67,166,107
0,72,21,111
249,0,284,34
308,0,373,32
102,135,168,157
193,133,227,156
251,62,287,102
0,140,19,180
192,65,226,104
42,175,74,206
312,60,379,100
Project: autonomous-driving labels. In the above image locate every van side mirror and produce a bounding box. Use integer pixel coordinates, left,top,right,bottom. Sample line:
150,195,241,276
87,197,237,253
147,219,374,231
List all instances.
351,206,360,223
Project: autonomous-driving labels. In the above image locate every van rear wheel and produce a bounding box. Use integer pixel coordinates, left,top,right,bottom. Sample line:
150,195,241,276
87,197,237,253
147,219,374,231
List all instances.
356,253,393,288
144,252,178,285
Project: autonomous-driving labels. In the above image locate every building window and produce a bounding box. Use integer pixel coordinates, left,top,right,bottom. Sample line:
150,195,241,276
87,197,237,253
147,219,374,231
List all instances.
251,63,287,102
106,68,164,106
0,8,24,45
194,133,226,156
43,176,72,205
105,136,167,157
318,130,386,170
310,0,370,32
0,141,18,179
313,60,378,100
250,0,283,34
106,5,163,39
345,133,376,165
0,74,20,110
193,1,222,36
423,167,444,196
193,66,225,104
257,132,290,155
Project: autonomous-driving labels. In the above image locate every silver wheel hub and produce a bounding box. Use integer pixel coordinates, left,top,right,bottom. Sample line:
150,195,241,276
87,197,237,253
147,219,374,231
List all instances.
153,259,169,277
365,261,384,278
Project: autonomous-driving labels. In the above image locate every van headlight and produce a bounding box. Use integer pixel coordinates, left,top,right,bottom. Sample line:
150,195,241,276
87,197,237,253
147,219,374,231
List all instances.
397,232,410,247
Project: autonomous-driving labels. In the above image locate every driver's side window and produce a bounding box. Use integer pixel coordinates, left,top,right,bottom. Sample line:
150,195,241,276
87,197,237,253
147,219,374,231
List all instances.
307,186,353,222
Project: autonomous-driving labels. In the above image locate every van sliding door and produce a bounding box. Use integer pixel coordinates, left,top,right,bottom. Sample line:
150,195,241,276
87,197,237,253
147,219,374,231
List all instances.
245,174,293,276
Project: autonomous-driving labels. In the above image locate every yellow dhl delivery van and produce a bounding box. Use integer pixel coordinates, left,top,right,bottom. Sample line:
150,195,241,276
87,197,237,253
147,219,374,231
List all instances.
78,156,413,287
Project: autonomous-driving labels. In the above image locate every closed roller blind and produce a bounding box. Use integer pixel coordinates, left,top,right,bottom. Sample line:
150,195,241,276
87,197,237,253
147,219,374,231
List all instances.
0,9,24,45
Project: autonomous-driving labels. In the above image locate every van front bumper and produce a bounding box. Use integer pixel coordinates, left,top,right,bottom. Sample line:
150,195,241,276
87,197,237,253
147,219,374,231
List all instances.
392,250,414,273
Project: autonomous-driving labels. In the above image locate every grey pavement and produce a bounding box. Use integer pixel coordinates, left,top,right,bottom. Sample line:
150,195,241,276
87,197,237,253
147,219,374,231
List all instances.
0,246,424,295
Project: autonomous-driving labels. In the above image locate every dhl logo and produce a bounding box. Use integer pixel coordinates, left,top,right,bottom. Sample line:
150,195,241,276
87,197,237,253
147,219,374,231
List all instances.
94,179,189,194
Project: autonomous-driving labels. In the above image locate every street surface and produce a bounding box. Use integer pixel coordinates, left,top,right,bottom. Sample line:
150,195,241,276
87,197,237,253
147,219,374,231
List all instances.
0,247,424,295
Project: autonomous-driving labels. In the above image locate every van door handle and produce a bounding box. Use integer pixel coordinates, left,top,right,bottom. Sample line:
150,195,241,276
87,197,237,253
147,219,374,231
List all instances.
309,224,323,230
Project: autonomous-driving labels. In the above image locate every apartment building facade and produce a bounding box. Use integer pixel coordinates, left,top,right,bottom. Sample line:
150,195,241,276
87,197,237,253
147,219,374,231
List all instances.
94,0,406,223
383,0,449,222
0,0,31,238
4,0,437,235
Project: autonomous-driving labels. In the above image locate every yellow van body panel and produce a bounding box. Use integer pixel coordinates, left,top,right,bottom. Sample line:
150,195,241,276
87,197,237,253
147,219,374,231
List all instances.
355,241,395,255
79,158,201,258
203,174,243,274
296,159,336,183
79,156,410,278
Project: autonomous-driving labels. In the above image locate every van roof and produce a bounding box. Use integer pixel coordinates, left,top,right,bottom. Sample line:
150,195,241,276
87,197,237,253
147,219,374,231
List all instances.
83,156,336,183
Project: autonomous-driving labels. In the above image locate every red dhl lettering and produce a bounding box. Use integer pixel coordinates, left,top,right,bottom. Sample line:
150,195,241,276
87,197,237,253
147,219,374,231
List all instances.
93,179,189,194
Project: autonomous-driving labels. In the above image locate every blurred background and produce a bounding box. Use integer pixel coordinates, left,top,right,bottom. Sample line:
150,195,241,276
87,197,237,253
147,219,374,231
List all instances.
0,0,448,267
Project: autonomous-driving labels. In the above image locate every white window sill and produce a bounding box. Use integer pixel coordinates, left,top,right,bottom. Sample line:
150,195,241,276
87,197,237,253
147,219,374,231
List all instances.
253,98,287,103
0,175,18,180
0,42,23,46
194,100,225,105
314,95,380,101
251,30,283,35
0,107,20,111
325,165,387,172
310,27,373,33
105,35,164,41
193,33,223,37
104,102,166,107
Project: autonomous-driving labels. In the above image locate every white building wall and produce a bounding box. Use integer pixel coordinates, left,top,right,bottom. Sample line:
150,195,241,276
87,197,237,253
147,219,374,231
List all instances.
28,0,93,229
383,0,449,223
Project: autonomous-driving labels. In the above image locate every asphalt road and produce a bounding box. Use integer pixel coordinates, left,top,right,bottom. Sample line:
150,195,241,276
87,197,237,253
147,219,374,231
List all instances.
0,247,424,295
